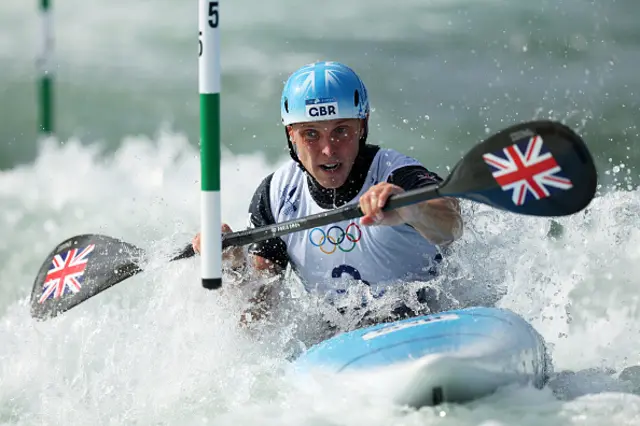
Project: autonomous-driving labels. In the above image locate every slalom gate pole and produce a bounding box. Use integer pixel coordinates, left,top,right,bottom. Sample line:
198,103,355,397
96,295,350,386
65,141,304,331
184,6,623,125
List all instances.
198,0,222,290
38,0,54,135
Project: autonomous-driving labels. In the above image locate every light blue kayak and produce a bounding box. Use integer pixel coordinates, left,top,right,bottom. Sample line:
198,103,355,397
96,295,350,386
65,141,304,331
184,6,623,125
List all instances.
293,307,551,406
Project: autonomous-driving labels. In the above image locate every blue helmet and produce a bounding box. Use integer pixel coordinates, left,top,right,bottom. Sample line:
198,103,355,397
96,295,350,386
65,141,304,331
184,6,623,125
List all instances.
281,61,370,126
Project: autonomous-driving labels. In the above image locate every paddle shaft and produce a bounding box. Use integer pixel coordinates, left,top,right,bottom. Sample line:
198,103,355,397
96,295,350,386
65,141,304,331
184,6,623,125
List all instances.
170,182,445,261
223,183,444,248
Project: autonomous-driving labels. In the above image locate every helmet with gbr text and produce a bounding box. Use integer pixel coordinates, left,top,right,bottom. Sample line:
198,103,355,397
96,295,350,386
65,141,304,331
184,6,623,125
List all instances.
281,61,370,126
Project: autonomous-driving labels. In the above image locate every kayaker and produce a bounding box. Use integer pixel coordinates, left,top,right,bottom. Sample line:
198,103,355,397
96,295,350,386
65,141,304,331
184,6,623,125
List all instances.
192,61,463,326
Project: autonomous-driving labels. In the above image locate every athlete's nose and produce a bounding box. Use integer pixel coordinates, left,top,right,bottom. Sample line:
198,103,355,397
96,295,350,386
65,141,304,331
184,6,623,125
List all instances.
319,136,336,157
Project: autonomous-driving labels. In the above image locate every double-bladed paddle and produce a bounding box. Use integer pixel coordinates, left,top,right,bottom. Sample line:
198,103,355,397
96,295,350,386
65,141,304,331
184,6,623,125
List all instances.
29,120,597,320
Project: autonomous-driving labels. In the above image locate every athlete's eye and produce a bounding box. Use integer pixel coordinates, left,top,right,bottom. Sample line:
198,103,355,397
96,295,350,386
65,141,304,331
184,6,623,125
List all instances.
332,126,352,139
303,129,319,141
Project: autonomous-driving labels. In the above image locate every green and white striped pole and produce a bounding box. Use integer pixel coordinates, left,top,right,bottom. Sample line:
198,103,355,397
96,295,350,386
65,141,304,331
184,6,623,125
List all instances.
199,0,222,290
38,0,54,135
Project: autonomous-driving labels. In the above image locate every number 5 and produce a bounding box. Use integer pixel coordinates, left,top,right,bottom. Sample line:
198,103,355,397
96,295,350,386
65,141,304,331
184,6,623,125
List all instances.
208,1,219,28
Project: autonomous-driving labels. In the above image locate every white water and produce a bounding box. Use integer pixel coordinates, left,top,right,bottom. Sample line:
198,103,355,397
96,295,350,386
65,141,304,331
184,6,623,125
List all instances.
1,133,640,425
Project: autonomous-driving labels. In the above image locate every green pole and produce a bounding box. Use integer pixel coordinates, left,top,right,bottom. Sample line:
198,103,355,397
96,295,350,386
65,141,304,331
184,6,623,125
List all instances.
199,0,222,290
38,0,54,135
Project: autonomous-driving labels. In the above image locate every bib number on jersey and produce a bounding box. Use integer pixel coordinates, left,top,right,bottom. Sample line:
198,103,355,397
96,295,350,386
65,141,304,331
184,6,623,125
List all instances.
331,264,385,299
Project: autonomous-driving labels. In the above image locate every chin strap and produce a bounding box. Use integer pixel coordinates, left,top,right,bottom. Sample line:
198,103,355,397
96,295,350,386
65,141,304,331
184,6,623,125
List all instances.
285,127,304,169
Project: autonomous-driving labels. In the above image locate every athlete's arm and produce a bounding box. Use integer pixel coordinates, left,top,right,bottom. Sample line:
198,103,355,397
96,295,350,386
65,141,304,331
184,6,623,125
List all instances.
391,165,462,245
404,196,462,246
359,166,463,246
246,173,290,272
238,174,291,324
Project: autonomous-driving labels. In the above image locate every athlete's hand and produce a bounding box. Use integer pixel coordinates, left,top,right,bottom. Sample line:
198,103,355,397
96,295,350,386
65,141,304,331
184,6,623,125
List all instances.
359,182,411,226
192,224,245,268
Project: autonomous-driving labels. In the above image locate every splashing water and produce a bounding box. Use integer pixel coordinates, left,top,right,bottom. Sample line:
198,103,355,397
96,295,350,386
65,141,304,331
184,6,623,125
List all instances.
1,133,640,425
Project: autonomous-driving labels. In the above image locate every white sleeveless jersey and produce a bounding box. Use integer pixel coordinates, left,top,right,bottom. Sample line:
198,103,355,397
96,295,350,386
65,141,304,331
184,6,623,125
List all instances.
268,149,441,297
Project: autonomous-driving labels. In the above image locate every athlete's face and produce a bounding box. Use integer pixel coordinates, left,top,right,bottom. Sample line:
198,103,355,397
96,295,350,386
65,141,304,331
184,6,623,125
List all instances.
287,118,364,189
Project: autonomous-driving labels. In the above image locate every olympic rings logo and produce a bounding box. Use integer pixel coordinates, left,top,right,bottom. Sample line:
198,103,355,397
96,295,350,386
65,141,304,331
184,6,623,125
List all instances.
309,223,362,254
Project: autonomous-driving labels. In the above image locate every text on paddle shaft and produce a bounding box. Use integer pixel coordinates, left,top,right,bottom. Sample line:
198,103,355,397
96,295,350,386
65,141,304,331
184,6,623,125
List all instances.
274,222,301,233
198,2,219,57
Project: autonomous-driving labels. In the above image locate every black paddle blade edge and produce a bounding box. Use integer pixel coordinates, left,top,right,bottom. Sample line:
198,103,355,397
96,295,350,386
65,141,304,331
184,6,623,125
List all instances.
441,120,597,217
30,234,145,320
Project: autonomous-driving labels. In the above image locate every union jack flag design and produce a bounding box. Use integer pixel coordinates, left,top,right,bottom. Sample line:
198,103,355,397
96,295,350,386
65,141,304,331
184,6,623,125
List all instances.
482,135,573,206
39,244,95,304
295,62,343,98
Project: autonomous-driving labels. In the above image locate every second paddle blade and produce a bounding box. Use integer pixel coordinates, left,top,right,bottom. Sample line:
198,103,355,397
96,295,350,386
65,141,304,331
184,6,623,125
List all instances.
440,120,597,217
30,234,145,320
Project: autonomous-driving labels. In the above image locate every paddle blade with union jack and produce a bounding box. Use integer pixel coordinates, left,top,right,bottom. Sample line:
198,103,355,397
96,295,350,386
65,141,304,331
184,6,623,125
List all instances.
31,234,147,320
38,244,95,304
482,135,574,206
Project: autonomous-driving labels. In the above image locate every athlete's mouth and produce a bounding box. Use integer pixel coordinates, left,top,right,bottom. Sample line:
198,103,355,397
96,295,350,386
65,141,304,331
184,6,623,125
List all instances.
319,162,342,172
